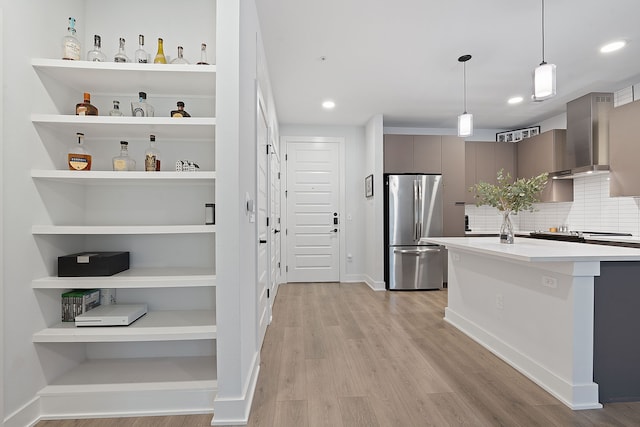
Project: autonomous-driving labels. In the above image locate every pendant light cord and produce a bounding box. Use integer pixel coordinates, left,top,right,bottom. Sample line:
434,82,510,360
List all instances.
463,61,467,114
541,0,546,65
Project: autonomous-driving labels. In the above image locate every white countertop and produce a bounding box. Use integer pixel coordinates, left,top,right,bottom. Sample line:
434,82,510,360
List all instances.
421,237,640,262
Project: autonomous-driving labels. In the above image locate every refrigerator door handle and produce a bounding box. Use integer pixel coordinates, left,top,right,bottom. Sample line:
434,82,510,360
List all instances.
418,179,424,239
413,180,419,241
393,247,441,255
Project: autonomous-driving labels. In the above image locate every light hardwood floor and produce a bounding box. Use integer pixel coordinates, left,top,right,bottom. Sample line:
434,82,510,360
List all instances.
38,283,640,426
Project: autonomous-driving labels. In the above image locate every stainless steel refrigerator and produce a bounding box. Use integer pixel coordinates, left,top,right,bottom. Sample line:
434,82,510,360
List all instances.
385,174,443,290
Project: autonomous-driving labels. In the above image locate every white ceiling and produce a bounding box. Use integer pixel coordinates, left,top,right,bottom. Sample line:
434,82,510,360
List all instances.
255,0,640,130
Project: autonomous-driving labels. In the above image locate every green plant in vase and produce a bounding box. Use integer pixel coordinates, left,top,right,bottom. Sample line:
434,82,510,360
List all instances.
470,169,548,243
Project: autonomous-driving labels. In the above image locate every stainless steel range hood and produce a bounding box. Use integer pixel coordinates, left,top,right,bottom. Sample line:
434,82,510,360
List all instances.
550,92,613,179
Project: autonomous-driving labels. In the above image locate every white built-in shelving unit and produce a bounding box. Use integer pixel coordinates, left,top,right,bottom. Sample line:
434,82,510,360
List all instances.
30,55,218,415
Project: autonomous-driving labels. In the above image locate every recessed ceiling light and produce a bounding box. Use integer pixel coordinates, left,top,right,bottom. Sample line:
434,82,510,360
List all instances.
322,100,335,109
600,40,626,53
508,96,524,105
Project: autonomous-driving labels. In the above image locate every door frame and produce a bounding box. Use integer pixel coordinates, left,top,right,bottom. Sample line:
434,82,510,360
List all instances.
281,136,346,283
255,82,270,348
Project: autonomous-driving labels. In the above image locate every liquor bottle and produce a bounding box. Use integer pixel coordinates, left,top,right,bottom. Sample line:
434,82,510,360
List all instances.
62,17,81,60
144,134,161,171
68,132,92,171
75,93,99,116
171,101,191,117
134,34,148,63
196,43,209,65
112,141,136,171
131,92,154,117
114,37,130,63
153,38,167,64
86,35,107,62
109,100,123,116
170,46,189,64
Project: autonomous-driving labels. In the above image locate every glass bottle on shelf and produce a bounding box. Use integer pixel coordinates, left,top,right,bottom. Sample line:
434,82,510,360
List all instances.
196,43,209,65
113,141,136,171
114,37,130,63
68,132,92,171
86,35,106,62
170,46,189,64
62,17,80,60
131,92,154,117
108,100,123,116
75,92,98,116
134,34,148,63
144,134,161,171
171,101,191,117
153,38,167,64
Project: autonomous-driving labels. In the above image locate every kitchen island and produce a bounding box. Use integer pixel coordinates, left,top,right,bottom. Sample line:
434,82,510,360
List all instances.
422,236,640,410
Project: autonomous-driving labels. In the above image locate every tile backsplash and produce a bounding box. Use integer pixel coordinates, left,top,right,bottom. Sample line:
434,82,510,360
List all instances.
465,174,640,236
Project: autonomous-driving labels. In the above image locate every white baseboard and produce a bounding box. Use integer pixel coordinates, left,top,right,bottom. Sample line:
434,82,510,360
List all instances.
4,396,40,427
212,352,260,425
445,307,602,410
340,274,385,291
38,387,215,420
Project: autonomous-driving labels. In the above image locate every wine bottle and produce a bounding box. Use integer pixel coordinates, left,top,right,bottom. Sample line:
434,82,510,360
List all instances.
113,141,136,171
62,17,80,60
109,100,123,116
114,37,130,63
153,38,167,64
131,92,154,117
75,93,98,116
144,134,161,171
171,101,191,117
86,35,106,62
134,34,148,63
196,43,209,65
68,133,92,171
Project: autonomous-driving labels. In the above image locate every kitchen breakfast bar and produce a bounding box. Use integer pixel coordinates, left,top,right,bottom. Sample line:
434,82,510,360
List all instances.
422,236,640,410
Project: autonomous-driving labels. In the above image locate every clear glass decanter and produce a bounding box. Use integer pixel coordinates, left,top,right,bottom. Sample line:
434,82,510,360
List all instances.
170,46,189,64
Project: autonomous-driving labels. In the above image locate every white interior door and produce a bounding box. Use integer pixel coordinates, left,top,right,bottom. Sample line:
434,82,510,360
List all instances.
256,89,269,348
286,140,340,282
269,145,282,306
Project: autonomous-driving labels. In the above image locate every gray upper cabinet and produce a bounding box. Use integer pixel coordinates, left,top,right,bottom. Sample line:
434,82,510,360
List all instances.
384,134,442,173
517,129,573,202
383,134,414,173
610,100,640,197
413,135,443,173
465,141,516,204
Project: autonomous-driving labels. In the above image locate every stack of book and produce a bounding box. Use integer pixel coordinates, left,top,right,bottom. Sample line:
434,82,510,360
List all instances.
61,289,100,322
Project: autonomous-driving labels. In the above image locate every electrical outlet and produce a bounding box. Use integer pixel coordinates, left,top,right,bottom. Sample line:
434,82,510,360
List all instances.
496,293,504,310
542,276,558,288
452,253,460,261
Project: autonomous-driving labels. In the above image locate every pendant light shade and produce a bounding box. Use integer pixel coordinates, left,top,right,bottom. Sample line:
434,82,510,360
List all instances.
534,62,556,99
458,113,473,138
533,0,556,101
457,54,473,138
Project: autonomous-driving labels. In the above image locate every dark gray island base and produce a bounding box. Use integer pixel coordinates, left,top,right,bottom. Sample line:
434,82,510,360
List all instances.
594,261,640,403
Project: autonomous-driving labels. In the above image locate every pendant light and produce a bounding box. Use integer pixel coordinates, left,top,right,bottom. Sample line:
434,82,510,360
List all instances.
457,54,473,138
533,0,556,100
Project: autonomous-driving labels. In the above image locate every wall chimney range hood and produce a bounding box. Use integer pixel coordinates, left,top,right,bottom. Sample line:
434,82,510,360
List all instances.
550,92,613,179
